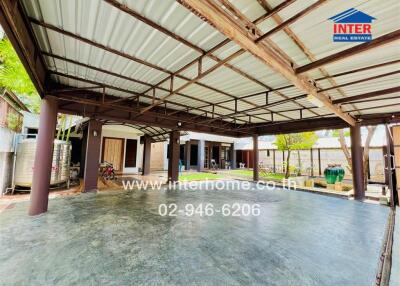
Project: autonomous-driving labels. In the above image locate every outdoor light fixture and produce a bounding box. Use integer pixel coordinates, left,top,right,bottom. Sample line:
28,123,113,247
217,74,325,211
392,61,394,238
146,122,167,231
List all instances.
306,95,325,108
93,130,98,137
177,122,182,127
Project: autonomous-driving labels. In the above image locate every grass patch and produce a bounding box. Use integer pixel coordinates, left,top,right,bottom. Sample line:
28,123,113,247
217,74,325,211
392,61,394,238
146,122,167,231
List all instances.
228,169,285,180
179,172,221,181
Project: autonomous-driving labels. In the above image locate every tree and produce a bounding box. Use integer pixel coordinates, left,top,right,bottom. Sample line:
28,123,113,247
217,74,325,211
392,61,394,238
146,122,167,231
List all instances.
0,37,40,112
275,132,318,178
338,126,377,188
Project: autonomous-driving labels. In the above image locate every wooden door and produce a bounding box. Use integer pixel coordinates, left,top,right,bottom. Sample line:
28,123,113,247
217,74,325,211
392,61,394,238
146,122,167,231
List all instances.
102,137,124,172
393,126,400,189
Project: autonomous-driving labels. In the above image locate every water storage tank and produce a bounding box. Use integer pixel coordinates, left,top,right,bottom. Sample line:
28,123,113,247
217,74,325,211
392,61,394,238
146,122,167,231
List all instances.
14,139,71,188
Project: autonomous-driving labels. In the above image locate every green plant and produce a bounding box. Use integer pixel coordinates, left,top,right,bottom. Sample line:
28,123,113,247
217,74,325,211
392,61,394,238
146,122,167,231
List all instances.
0,37,40,113
275,132,318,178
6,112,22,132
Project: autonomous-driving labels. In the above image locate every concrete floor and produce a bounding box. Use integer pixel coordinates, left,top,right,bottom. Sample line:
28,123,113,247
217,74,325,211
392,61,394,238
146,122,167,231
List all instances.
0,182,389,285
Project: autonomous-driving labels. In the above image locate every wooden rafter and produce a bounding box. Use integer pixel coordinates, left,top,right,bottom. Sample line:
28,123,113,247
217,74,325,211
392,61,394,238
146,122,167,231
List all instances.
180,0,355,125
255,0,359,114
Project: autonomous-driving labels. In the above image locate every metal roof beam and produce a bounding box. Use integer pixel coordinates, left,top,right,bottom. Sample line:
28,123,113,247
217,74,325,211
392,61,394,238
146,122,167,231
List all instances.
255,0,328,42
48,71,254,124
43,52,266,123
239,112,400,136
253,0,297,25
333,86,400,104
180,0,355,125
197,59,400,108
52,92,249,136
105,0,294,119
296,30,400,74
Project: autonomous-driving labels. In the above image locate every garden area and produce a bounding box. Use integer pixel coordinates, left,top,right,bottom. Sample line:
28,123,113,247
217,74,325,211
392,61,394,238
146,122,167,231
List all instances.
179,172,221,181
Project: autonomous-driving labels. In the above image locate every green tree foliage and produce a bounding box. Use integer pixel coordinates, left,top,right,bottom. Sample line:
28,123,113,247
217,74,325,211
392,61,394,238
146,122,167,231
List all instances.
0,37,40,112
275,132,318,178
331,128,350,137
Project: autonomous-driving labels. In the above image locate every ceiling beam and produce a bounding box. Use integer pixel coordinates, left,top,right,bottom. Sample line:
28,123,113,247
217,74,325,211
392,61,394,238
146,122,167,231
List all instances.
58,104,242,138
179,0,355,126
0,0,47,95
255,0,328,42
253,0,297,25
333,86,400,104
105,0,294,120
43,52,268,123
53,93,248,136
296,29,400,74
48,70,260,124
256,0,358,114
188,0,321,120
190,59,400,110
137,49,244,114
243,112,400,136
104,0,204,54
319,70,400,92
29,17,171,74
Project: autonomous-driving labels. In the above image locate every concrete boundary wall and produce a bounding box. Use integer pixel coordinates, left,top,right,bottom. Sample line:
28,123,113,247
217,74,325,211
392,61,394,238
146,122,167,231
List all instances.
258,147,385,182
0,127,15,193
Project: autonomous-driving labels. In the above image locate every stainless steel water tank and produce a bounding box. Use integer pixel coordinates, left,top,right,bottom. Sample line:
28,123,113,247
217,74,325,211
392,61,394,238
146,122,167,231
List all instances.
14,139,71,188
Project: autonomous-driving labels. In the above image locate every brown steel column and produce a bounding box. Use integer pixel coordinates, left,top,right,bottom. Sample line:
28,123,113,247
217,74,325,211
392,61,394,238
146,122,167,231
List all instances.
142,135,152,176
168,131,180,182
83,119,102,192
29,97,58,216
350,124,365,201
253,134,259,181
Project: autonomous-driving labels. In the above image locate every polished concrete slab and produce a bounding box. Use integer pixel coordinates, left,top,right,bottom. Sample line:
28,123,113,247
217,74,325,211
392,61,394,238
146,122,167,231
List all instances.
390,210,399,286
0,182,389,285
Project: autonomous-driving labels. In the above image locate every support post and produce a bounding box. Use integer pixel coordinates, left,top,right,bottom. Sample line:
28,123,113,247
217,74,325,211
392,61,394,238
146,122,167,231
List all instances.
273,149,276,173
350,124,365,201
197,140,205,172
310,148,314,177
230,143,236,169
383,146,389,186
253,134,259,181
29,98,58,216
142,135,152,176
318,148,322,176
168,131,180,182
79,128,88,178
185,140,191,170
83,119,102,192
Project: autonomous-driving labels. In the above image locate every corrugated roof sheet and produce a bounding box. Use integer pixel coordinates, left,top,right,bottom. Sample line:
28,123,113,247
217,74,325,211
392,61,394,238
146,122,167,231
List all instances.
20,0,400,129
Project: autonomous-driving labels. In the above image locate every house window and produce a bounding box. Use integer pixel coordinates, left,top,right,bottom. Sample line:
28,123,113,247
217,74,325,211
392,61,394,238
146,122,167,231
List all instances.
267,150,270,157
125,139,137,167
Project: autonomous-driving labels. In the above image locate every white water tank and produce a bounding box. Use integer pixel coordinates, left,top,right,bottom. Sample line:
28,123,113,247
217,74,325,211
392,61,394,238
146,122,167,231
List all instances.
14,139,71,188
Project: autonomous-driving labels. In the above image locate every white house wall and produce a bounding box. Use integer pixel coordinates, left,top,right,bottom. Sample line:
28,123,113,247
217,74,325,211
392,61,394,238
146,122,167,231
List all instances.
100,125,143,174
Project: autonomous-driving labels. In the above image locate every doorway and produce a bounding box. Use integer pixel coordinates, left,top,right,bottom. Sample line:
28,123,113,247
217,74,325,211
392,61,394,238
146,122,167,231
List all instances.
102,137,125,172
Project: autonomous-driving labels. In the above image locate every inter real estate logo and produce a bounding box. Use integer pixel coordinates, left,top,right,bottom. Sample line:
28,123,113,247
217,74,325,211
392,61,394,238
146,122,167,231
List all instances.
328,8,376,42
